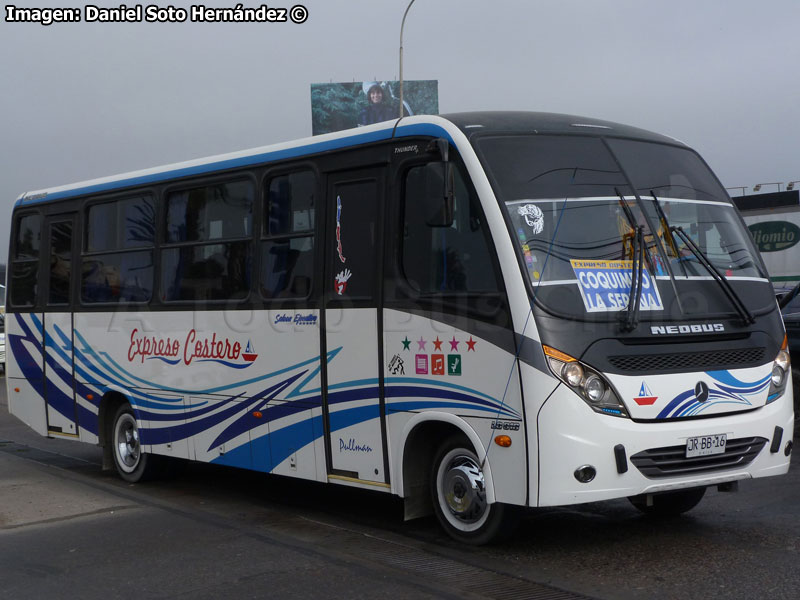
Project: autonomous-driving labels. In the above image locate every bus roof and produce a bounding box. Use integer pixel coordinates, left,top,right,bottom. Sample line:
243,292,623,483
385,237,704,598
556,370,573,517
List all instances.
14,111,683,207
443,111,683,146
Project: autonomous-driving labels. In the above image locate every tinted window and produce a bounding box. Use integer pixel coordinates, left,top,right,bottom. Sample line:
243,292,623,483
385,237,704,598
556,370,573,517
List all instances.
48,220,73,305
82,251,154,304
87,195,154,251
83,195,155,304
328,179,377,299
167,180,253,243
261,238,314,299
260,171,316,300
266,171,315,236
14,214,41,259
403,164,499,293
479,136,626,200
162,242,251,302
11,262,38,307
607,139,728,202
162,180,255,303
11,214,41,307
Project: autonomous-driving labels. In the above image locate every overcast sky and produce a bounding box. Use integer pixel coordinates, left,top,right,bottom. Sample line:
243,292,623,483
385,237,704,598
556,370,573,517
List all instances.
1,0,798,265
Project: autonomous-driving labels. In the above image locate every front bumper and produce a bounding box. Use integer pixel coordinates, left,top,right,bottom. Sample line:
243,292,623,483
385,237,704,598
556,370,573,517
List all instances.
535,382,793,507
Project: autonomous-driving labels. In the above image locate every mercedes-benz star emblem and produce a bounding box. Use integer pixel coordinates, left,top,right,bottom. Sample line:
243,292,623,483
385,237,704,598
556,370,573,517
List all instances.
694,381,709,403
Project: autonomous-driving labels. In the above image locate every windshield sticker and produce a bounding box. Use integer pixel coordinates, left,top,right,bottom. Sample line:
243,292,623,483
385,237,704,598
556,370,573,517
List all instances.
521,243,539,280
517,204,544,234
570,259,663,312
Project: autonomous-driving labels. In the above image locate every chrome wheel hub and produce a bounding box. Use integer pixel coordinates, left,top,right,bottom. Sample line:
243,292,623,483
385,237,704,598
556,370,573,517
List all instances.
441,454,487,523
115,413,140,472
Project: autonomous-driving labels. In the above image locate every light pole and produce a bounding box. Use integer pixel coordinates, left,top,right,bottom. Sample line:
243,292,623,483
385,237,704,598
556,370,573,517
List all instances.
399,0,417,119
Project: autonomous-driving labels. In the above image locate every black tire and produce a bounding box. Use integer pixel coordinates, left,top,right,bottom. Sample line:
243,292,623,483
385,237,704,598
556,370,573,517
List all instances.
629,487,706,517
430,436,519,545
111,404,160,483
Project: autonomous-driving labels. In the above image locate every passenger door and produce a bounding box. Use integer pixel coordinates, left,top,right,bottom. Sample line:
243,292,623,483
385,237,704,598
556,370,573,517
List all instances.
321,168,388,485
42,214,79,437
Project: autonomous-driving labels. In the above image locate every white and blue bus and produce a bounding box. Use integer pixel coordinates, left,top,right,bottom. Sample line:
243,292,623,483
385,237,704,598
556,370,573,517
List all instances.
5,112,793,543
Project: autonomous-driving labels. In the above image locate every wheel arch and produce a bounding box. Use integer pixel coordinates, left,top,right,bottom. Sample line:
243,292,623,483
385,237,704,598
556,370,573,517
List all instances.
395,412,496,520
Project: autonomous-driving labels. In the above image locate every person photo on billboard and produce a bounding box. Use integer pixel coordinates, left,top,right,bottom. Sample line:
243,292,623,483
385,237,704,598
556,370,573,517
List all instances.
358,82,397,126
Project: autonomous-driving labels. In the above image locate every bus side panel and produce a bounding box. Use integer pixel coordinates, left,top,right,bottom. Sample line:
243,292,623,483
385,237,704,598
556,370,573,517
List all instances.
141,393,190,461
43,312,78,437
73,309,326,481
518,362,560,507
6,312,48,436
382,309,527,505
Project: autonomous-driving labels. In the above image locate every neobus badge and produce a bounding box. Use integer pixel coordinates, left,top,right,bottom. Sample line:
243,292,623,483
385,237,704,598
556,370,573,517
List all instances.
650,324,725,335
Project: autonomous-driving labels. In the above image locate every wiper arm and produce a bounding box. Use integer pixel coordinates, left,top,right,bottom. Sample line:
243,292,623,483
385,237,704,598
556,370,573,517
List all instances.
671,226,756,325
649,191,681,259
649,191,685,313
622,226,645,332
614,188,645,331
614,188,655,272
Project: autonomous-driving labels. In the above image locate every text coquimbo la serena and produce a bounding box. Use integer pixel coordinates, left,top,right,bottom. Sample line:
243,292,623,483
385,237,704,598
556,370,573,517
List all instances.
4,4,309,25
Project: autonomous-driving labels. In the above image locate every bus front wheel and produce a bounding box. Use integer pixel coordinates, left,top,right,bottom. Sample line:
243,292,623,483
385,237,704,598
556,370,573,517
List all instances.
111,404,159,483
430,436,518,545
628,487,706,517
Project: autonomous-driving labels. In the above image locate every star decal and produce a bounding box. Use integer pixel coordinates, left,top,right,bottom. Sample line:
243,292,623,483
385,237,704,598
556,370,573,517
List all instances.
401,337,411,351
466,336,477,352
449,337,459,351
417,337,427,351
433,337,443,351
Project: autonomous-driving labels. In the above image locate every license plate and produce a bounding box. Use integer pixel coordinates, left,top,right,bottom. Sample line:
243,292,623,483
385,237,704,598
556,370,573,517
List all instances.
686,434,727,458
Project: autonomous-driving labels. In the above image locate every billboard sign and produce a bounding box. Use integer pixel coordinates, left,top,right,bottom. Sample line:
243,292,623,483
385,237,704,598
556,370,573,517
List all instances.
310,80,439,135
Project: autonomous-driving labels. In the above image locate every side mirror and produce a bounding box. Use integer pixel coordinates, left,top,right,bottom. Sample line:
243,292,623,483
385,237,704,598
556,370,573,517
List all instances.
424,139,455,227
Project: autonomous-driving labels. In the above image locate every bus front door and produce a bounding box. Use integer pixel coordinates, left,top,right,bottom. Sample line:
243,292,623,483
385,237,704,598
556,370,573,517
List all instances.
322,168,388,485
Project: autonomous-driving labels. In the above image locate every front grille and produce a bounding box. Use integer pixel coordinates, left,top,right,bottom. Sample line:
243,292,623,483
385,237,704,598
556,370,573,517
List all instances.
630,436,768,478
608,347,765,373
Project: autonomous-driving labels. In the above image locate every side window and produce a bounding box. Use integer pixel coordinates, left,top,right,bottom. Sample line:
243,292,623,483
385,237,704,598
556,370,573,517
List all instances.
82,195,155,304
261,171,315,299
48,220,73,306
402,163,499,294
162,180,253,302
10,213,41,307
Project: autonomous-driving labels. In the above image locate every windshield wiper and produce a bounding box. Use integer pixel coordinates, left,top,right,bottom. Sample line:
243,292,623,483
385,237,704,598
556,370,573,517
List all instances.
670,226,756,325
614,188,645,332
648,191,686,313
622,225,645,332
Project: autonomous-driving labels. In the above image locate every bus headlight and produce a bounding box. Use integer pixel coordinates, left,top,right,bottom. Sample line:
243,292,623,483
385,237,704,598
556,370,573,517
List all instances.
563,363,584,387
584,375,606,403
767,336,791,404
544,345,629,418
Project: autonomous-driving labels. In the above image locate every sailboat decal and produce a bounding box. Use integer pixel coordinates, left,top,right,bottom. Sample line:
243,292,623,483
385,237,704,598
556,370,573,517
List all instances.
634,381,658,406
242,340,258,362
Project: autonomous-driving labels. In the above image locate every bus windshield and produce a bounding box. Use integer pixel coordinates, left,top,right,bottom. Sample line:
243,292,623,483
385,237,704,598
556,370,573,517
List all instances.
477,135,767,319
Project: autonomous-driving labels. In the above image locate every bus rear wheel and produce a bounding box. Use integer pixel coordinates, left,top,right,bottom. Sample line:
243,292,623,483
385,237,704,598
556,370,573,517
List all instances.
629,487,706,517
111,404,159,483
430,436,518,545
